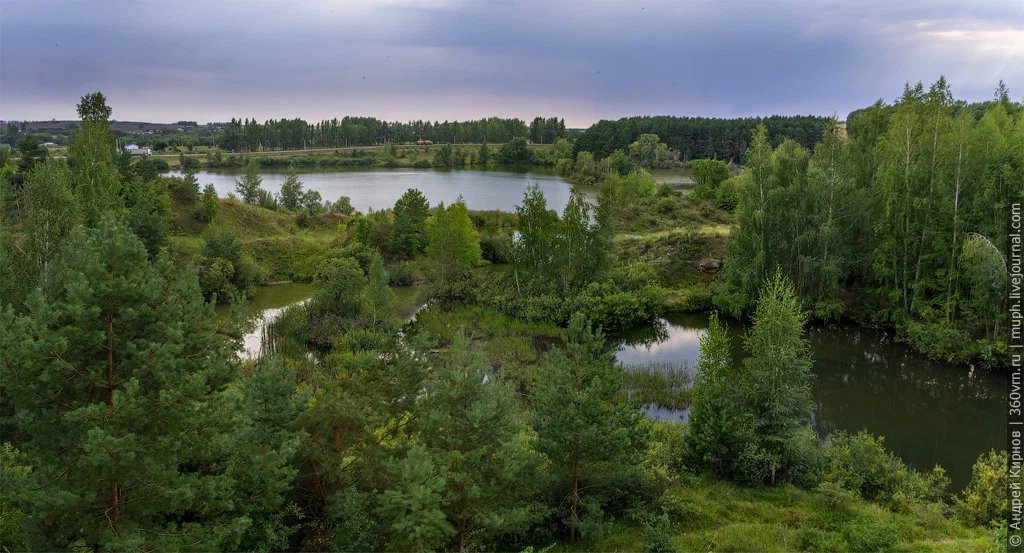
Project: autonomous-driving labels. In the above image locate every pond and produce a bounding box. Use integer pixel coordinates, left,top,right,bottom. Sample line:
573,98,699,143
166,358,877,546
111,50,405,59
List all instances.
218,283,429,360
170,167,585,213
614,312,1005,490
214,282,314,359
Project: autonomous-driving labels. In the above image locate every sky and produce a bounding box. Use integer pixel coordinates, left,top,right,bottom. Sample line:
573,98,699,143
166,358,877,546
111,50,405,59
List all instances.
1,0,1022,127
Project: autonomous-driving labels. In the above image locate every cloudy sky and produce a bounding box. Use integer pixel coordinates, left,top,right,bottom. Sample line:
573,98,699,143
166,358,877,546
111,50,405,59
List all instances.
1,0,1022,127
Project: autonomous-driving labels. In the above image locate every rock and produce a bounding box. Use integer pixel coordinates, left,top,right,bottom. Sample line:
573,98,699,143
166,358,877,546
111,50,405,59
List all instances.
698,258,723,274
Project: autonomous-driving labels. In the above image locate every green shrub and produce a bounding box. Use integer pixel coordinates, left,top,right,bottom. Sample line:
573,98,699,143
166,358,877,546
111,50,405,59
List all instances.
387,261,415,286
644,514,677,553
818,430,949,511
955,450,1008,526
480,233,512,264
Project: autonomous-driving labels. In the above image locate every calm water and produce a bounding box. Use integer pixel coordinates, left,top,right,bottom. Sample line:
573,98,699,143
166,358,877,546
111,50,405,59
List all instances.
170,168,582,212
615,312,1006,489
214,282,314,359
219,283,428,360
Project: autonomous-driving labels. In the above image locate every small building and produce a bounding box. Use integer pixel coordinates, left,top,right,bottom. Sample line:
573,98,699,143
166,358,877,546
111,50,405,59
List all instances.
41,142,58,148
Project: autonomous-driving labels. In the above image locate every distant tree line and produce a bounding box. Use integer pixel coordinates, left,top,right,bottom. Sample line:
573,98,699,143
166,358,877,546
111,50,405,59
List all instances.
218,116,566,152
574,115,832,162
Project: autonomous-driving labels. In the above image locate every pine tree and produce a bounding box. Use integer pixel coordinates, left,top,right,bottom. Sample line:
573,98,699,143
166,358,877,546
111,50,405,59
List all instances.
222,359,307,551
684,312,740,475
531,313,644,542
416,331,538,549
389,188,430,259
0,217,243,550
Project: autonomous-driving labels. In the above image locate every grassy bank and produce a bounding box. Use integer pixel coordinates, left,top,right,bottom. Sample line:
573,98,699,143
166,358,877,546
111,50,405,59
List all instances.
554,470,991,552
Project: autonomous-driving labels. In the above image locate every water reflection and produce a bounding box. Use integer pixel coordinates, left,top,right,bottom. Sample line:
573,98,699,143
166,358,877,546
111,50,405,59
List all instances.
214,283,314,360
170,168,587,213
614,313,1005,489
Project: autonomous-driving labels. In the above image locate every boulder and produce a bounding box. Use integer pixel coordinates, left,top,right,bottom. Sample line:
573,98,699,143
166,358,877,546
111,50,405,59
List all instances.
698,258,723,274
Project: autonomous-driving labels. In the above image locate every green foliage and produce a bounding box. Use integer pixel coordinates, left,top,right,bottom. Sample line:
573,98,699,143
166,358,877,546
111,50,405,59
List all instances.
2,160,79,307
478,141,491,165
279,167,304,210
689,159,730,199
426,198,482,287
415,331,541,549
575,114,828,162
14,135,48,175
684,312,740,474
168,170,201,202
628,133,674,169
69,92,121,224
693,274,817,485
201,183,219,222
329,195,355,215
377,444,455,551
644,514,677,553
0,217,244,551
955,450,1008,526
718,79,1019,364
499,136,533,164
532,313,646,542
235,159,264,204
432,143,454,168
223,359,307,551
198,229,264,302
389,188,430,259
818,430,950,511
364,254,397,331
126,179,171,257
512,184,611,294
734,272,816,484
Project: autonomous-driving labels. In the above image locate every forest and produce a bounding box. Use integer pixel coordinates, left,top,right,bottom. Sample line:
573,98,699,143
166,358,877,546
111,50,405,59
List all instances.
0,80,1017,552
217,117,568,152
572,115,830,163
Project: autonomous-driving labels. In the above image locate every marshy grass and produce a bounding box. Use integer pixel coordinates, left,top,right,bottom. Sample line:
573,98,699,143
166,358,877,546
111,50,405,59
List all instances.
621,361,693,410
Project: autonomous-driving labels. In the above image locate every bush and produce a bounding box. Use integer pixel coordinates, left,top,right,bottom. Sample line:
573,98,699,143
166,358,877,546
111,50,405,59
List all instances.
387,261,415,286
818,430,949,511
198,229,265,302
167,174,200,202
644,514,677,553
479,233,512,264
955,450,1008,526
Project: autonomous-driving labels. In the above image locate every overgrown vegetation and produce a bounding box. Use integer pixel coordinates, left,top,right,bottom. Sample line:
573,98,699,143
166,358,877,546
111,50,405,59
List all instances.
0,86,1009,552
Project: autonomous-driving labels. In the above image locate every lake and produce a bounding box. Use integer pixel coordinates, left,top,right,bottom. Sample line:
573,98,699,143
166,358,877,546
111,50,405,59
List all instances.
170,167,585,212
615,312,1005,489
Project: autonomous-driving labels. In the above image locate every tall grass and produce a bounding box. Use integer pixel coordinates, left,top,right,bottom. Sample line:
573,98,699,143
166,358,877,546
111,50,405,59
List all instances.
621,361,692,410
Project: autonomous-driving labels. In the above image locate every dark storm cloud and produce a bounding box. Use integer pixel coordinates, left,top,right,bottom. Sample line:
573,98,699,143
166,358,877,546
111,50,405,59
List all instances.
1,0,1021,126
